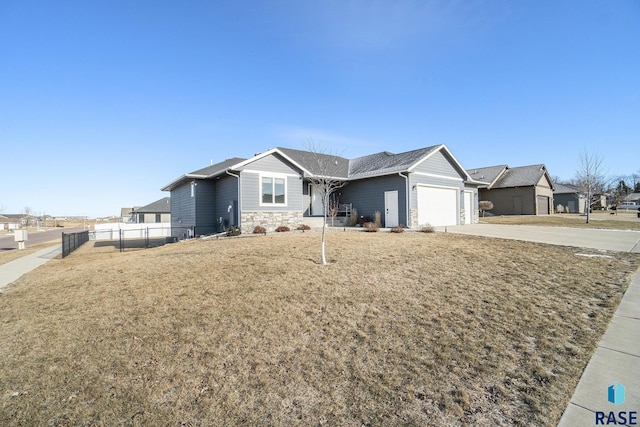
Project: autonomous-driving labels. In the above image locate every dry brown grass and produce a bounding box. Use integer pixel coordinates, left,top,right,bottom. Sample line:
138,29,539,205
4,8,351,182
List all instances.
0,240,60,267
483,214,640,231
1,232,638,426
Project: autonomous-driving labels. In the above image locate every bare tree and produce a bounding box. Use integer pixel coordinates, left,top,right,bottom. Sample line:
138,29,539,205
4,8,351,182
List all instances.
304,141,348,265
575,150,606,224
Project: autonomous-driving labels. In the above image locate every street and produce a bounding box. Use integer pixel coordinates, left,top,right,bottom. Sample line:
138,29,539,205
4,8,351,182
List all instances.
0,228,85,250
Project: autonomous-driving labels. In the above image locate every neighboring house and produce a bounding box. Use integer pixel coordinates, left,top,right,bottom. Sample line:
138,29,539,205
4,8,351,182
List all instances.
624,192,640,204
467,164,555,215
553,183,586,214
132,197,171,223
162,145,485,238
0,215,21,230
119,207,139,223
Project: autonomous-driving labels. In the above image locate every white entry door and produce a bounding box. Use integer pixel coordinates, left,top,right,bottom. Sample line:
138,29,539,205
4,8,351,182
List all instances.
464,191,473,224
384,191,399,227
310,185,324,216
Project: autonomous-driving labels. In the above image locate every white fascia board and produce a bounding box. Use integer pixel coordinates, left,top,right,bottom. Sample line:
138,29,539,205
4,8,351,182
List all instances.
227,148,312,176
161,173,207,191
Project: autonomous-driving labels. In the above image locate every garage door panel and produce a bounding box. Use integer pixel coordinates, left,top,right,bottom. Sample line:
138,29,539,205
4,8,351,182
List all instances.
417,186,458,226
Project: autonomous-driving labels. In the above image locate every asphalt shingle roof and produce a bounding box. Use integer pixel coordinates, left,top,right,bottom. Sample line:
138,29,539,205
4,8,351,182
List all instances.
466,165,507,185
492,164,548,189
276,147,350,178
135,197,171,213
190,157,247,176
348,146,440,179
554,183,585,194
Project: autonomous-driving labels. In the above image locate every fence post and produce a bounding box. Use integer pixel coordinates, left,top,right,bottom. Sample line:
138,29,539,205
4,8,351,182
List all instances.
119,229,123,253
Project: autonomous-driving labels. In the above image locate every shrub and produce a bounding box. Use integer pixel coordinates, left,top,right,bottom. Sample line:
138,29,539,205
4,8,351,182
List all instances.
362,222,379,232
275,226,290,232
357,215,374,226
479,200,494,217
347,208,358,227
390,224,405,233
226,226,241,237
374,211,382,228
296,224,311,231
253,225,266,234
556,204,565,214
421,225,435,233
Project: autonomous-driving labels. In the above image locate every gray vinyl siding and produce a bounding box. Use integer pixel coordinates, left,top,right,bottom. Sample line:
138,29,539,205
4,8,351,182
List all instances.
214,175,239,230
237,153,301,174
412,150,462,178
170,183,196,238
194,181,217,235
339,175,407,227
241,172,303,212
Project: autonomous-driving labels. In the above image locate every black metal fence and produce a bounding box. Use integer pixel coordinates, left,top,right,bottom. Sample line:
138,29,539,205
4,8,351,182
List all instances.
61,230,89,258
91,227,186,252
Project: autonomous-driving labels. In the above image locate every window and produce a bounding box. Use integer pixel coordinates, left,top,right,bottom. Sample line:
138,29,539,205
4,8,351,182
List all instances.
155,214,161,222
261,176,286,205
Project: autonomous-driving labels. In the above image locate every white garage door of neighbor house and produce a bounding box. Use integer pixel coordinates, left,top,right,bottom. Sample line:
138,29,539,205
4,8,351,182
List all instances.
417,186,458,227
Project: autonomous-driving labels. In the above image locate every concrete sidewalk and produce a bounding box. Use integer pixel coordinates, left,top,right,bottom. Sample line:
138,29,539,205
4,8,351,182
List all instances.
0,244,61,292
558,267,640,425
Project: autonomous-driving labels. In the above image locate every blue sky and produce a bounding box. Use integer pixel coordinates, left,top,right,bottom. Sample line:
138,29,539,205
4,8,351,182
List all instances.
1,1,638,217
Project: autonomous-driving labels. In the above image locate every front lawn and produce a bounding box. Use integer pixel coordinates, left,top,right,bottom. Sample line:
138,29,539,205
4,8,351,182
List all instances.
1,232,638,426
482,214,640,231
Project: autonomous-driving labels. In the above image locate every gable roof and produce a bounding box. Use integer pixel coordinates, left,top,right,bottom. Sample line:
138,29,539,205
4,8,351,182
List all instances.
163,144,478,190
135,197,171,214
492,164,553,189
467,164,554,190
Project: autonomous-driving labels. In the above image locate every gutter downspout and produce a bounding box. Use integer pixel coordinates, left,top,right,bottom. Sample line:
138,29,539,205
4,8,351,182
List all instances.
226,170,241,229
398,172,410,227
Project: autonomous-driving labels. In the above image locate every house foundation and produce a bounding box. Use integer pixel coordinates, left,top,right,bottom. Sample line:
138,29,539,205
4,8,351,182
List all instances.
241,211,304,232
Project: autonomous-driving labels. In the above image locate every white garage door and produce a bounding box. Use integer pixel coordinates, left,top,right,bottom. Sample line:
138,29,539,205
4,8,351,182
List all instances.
417,186,458,226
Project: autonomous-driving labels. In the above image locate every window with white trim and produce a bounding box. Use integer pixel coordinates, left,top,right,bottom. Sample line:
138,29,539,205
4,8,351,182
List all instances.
261,176,286,205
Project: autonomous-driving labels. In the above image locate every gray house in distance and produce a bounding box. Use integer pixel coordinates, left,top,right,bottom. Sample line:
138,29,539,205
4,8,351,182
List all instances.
553,183,586,214
467,164,555,215
162,145,485,238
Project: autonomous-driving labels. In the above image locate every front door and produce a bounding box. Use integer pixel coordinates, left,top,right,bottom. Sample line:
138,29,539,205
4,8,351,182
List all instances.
310,184,324,216
384,191,399,227
464,191,473,224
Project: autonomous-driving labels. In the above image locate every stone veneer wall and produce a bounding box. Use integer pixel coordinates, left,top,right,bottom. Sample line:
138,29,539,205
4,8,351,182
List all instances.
410,208,419,229
241,211,303,232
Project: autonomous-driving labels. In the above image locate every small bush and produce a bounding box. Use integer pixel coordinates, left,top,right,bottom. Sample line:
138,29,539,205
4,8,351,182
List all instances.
347,208,358,227
357,215,374,226
390,224,405,233
253,225,266,234
275,226,291,232
362,222,379,232
374,211,382,228
421,225,435,233
556,204,564,214
226,226,241,237
296,224,311,231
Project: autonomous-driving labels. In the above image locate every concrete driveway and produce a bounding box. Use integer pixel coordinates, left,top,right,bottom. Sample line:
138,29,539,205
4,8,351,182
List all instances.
441,224,640,253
